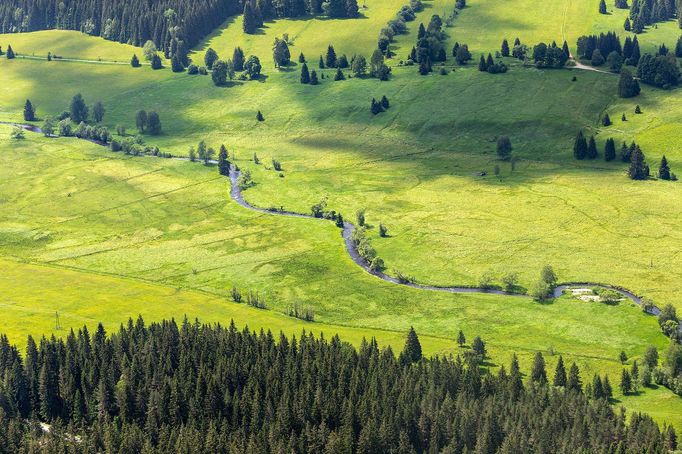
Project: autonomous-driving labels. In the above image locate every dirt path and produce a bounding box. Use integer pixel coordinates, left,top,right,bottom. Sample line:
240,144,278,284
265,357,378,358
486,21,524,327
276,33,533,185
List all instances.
4,121,680,335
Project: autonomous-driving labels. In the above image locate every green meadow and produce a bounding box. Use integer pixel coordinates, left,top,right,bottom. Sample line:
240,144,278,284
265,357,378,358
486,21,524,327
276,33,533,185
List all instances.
0,0,681,430
1,127,680,428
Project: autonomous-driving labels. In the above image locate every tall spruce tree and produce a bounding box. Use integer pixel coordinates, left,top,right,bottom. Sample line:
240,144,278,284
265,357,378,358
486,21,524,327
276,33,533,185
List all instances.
573,131,588,160
531,352,547,383
300,62,310,83
604,138,616,161
658,155,671,180
70,93,88,123
218,145,230,176
553,356,567,387
23,99,35,121
400,327,422,365
587,135,598,159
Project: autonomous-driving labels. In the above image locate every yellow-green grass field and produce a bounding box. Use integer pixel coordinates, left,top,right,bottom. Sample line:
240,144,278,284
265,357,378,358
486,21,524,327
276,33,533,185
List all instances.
0,127,680,428
1,37,682,312
0,29,145,62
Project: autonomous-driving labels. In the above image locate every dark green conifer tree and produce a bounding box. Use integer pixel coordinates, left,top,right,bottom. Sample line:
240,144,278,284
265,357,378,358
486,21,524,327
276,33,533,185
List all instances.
587,135,598,159
659,155,671,180
604,138,616,161
553,356,567,387
23,99,35,121
218,145,230,176
531,352,547,383
300,62,310,83
501,39,510,57
131,54,141,67
400,327,422,365
573,131,588,160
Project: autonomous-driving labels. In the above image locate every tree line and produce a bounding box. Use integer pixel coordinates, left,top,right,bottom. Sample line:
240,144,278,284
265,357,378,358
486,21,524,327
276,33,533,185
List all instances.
0,0,241,54
0,318,677,452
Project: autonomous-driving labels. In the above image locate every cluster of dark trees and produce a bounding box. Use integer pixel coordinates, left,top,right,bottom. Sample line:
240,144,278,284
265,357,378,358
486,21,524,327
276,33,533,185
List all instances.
573,132,673,181
573,131,600,160
412,15,447,74
576,31,623,66
619,69,642,97
0,0,238,58
243,0,359,34
636,53,681,88
200,47,261,85
299,63,319,84
0,319,677,452
134,110,162,135
627,0,679,33
451,42,473,65
370,96,390,115
531,41,569,68
478,53,508,73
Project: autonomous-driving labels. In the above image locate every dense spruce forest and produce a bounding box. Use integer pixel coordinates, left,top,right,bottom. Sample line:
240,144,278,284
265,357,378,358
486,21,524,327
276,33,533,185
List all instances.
0,318,676,453
0,0,359,52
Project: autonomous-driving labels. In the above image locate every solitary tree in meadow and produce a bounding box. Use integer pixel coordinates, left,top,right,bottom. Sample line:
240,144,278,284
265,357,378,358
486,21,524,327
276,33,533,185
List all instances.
204,48,218,69
6,45,15,59
146,111,162,135
135,110,147,132
300,63,310,83
658,155,671,180
233,47,245,71
496,136,512,160
92,101,105,123
150,54,163,70
457,330,466,347
218,145,230,175
23,99,35,122
130,54,140,67
70,94,89,123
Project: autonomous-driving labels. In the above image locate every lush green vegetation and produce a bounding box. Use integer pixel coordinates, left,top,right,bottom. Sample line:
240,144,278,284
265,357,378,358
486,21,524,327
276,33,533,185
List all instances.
1,127,681,428
1,0,682,433
0,320,676,452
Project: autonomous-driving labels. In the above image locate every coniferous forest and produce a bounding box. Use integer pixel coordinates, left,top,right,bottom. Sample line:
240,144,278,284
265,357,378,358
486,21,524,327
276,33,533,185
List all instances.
0,0,359,52
0,318,676,453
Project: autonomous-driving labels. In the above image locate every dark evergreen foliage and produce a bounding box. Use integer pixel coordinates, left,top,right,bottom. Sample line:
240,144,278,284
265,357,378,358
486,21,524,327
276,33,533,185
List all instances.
204,48,218,69
146,111,162,135
628,146,650,180
233,47,245,71
69,93,88,124
576,32,622,60
150,54,163,70
130,54,140,68
658,155,671,180
218,144,230,176
618,68,641,97
0,0,242,52
23,99,35,122
300,63,310,83
587,135,598,159
6,45,15,59
0,319,673,452
309,69,319,85
604,138,617,161
573,131,588,160
501,39,510,56
636,53,681,88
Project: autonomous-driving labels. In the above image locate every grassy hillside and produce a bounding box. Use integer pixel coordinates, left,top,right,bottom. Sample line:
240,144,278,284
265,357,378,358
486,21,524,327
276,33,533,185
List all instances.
1,40,681,311
0,30,143,62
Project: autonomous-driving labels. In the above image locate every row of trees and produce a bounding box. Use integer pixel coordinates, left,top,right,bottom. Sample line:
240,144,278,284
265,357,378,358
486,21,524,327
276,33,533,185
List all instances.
0,318,675,452
377,0,423,56
413,15,448,75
